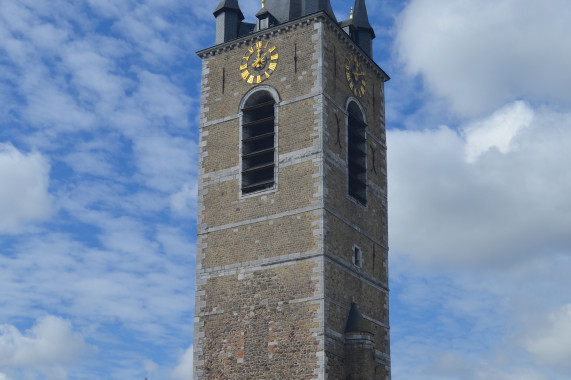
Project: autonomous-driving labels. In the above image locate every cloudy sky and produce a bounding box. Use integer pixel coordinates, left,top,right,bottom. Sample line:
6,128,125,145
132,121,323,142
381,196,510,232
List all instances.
1,0,570,379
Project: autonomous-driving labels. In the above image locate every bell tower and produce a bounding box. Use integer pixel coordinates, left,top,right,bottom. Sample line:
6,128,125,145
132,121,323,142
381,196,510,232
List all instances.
194,0,390,378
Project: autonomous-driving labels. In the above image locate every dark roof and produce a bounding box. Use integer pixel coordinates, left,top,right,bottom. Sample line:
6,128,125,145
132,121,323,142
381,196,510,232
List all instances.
255,7,271,18
345,301,372,333
263,0,337,24
352,0,373,31
305,0,337,22
213,0,244,20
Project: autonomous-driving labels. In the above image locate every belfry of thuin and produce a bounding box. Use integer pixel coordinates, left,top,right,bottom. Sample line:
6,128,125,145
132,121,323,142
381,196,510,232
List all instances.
194,0,390,378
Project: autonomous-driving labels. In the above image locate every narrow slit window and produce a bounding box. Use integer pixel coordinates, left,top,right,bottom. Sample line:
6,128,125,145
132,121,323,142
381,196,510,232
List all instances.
347,102,367,204
241,92,276,194
353,246,363,268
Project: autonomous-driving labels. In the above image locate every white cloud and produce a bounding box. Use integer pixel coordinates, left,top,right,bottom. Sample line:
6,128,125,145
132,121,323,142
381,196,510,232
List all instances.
171,345,193,380
522,304,571,368
388,103,571,266
62,150,115,178
132,71,191,129
156,225,195,257
423,350,549,380
0,229,193,346
61,44,128,112
134,134,197,193
0,0,199,378
0,316,87,370
463,101,534,162
0,143,52,233
390,254,571,380
395,0,571,115
24,78,97,133
143,358,159,374
86,0,129,19
170,182,197,216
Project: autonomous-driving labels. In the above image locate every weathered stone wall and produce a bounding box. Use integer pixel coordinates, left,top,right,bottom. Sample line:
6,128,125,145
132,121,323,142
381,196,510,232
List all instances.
321,21,388,246
195,12,390,379
197,260,321,379
200,160,319,228
344,333,376,379
202,211,318,269
324,211,388,284
195,18,328,379
199,19,321,125
320,16,391,380
324,263,390,352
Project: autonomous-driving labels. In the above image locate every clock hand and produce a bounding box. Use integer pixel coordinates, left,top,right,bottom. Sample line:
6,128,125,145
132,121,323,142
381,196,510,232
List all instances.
249,46,261,68
352,71,365,82
251,57,264,68
251,49,271,69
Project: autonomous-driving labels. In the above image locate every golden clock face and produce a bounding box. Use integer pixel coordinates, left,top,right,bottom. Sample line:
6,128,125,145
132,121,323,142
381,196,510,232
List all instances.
240,40,279,84
345,54,366,97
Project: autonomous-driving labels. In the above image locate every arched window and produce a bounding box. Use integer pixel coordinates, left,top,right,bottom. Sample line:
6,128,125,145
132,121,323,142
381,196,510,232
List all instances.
347,101,367,205
241,90,277,194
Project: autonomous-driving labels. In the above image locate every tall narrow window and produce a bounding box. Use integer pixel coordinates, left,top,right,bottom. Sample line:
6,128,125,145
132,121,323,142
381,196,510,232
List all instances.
241,91,276,194
347,102,367,204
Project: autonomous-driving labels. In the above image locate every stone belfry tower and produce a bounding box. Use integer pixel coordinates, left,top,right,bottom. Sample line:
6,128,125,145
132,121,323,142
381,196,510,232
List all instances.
194,0,390,378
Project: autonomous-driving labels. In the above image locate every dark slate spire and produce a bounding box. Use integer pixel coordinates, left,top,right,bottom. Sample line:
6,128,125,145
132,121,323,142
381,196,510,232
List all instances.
353,0,375,56
264,0,301,24
255,5,278,31
263,0,336,24
344,301,371,333
213,0,244,19
213,0,245,44
344,301,376,378
352,0,374,35
339,0,375,56
301,0,337,21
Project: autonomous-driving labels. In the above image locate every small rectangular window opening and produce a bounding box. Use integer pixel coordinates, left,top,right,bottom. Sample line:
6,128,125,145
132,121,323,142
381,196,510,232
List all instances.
353,246,363,268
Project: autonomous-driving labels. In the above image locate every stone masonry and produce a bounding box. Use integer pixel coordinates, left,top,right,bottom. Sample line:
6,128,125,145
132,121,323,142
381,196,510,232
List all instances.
195,7,389,379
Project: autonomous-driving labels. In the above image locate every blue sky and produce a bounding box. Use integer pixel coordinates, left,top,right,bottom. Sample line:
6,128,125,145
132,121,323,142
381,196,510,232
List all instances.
1,0,570,379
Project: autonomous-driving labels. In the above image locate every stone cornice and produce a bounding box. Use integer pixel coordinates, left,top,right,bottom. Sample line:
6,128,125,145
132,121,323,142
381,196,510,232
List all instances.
196,11,390,82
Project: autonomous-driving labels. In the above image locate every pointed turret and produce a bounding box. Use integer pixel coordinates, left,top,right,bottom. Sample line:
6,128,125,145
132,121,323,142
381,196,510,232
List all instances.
345,301,371,333
214,0,341,42
344,301,376,378
263,0,301,23
301,0,337,21
213,0,245,44
255,0,278,31
352,0,374,33
353,0,375,55
262,0,336,24
340,0,375,56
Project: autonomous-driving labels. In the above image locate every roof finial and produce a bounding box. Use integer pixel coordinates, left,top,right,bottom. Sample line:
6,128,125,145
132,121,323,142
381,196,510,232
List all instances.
262,0,265,8
350,6,353,19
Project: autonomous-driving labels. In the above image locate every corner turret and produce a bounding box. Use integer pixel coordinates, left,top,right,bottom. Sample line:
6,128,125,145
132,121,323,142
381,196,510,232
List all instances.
213,0,245,44
344,301,376,379
340,0,375,56
255,1,278,31
301,0,337,21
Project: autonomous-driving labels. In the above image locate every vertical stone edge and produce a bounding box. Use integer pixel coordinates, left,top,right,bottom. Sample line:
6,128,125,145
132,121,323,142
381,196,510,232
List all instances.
194,56,210,380
311,19,327,380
